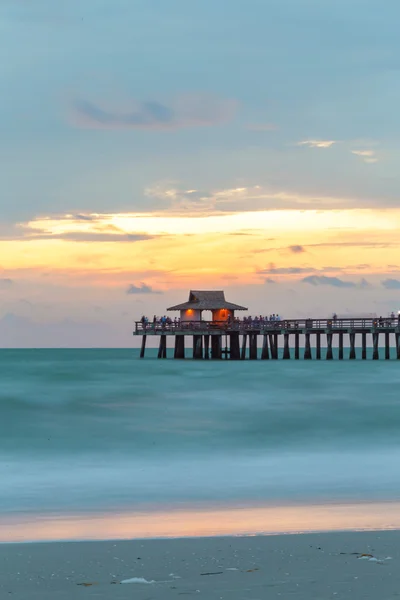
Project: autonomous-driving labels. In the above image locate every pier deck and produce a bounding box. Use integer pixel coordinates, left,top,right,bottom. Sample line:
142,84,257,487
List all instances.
134,318,400,360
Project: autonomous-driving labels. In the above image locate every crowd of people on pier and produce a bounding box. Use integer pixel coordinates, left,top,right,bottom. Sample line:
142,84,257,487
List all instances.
140,314,284,329
243,314,282,325
140,315,175,327
139,311,400,330
332,312,400,326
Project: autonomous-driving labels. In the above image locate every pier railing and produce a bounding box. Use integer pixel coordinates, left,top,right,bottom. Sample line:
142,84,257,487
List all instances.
134,317,400,335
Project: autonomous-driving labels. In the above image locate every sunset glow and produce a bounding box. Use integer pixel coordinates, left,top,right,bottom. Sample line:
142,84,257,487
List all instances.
2,208,399,284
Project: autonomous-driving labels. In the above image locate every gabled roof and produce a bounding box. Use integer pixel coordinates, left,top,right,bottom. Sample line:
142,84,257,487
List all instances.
167,290,247,311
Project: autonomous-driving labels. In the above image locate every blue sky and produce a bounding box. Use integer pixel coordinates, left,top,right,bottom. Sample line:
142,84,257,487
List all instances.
1,0,400,345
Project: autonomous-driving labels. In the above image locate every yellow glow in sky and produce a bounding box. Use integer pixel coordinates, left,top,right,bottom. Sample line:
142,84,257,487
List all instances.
0,208,398,291
22,208,400,237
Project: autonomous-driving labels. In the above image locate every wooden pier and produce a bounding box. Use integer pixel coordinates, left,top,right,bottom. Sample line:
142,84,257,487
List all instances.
134,318,400,360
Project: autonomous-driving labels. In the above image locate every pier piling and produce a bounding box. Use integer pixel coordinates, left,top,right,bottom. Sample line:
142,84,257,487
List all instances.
261,334,269,359
140,335,147,358
295,333,300,360
362,332,367,360
158,335,167,359
241,334,247,360
283,333,290,359
211,335,222,359
304,332,312,360
349,332,356,360
223,336,228,359
338,332,344,360
193,335,203,359
385,332,390,360
269,334,278,359
204,335,210,359
316,332,321,360
326,332,333,360
174,335,185,359
249,333,258,360
274,334,279,359
230,332,241,360
268,334,274,359
373,332,379,360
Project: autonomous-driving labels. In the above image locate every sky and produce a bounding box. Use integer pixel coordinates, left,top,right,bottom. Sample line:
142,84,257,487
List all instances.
1,0,400,346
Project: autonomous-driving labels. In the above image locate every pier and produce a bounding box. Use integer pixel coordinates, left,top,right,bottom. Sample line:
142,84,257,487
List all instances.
133,290,400,360
135,317,400,360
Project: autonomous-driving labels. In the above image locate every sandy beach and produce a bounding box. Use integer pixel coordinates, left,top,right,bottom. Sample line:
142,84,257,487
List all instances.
0,530,399,599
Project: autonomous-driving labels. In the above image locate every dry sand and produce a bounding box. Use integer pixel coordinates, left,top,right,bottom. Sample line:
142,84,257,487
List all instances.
0,530,399,599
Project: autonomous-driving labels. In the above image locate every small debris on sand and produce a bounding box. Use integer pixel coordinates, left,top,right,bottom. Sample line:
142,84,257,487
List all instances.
120,577,155,584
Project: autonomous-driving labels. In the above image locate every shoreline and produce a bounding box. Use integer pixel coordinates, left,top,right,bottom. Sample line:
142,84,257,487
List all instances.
1,526,400,546
1,530,399,598
2,500,400,545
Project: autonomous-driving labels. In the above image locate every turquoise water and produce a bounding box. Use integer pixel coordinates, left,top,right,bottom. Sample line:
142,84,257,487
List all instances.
1,349,400,533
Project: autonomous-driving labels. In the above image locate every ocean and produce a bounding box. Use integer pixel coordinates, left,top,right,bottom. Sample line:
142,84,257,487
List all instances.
1,348,400,542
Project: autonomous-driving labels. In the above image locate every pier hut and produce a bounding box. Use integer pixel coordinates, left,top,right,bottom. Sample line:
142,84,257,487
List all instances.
134,291,400,361
166,290,247,359
167,290,247,324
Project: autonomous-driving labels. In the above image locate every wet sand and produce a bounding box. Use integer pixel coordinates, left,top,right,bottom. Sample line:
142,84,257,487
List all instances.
0,530,399,599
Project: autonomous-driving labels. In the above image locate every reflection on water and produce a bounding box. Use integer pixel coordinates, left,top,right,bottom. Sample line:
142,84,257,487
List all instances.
2,502,400,543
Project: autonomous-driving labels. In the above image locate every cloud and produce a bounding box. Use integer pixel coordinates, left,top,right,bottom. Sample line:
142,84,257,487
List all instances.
0,278,13,288
303,275,373,289
359,278,372,289
74,214,95,221
304,240,392,250
41,232,153,243
144,181,221,214
289,245,305,254
381,279,400,290
351,149,378,164
145,182,212,204
265,278,277,284
126,283,162,295
257,265,313,275
257,263,347,276
301,275,356,288
135,180,396,214
297,140,337,148
72,93,238,131
17,213,156,242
